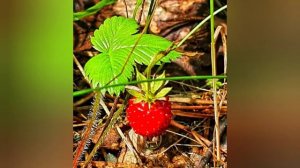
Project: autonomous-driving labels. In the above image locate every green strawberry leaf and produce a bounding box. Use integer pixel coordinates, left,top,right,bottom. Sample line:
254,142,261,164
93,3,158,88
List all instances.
91,16,139,53
155,87,172,99
84,53,134,95
85,16,181,95
205,78,223,89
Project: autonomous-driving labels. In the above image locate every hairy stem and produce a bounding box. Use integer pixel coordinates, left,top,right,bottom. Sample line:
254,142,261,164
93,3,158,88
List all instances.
81,103,124,168
73,91,101,168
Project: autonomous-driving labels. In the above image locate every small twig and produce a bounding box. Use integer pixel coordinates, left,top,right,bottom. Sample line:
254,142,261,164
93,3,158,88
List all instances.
122,0,128,18
171,104,227,110
74,105,93,111
73,123,88,127
138,0,146,24
170,81,211,92
166,130,200,145
171,119,227,163
169,97,227,105
170,120,189,131
74,92,95,107
191,130,209,149
80,161,140,168
81,97,120,168
176,144,203,147
199,117,227,167
160,119,207,155
170,120,209,150
73,54,91,86
100,96,143,165
172,110,226,118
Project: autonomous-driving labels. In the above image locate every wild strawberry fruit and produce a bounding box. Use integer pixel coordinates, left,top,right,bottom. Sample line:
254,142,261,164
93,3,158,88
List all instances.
126,70,173,137
126,98,172,137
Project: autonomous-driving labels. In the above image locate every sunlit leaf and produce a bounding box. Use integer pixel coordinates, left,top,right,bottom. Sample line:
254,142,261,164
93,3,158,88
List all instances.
85,16,181,95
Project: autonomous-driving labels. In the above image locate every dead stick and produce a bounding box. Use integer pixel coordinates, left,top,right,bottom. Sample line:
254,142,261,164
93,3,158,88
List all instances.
169,97,227,105
199,117,227,168
74,93,94,107
172,110,226,118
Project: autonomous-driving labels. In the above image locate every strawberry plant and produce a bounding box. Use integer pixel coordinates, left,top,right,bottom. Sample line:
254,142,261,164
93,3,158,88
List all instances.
73,16,180,168
84,16,179,136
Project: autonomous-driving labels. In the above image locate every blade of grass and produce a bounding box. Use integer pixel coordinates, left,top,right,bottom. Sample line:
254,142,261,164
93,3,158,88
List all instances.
132,0,143,19
73,75,227,97
174,5,227,49
73,0,116,21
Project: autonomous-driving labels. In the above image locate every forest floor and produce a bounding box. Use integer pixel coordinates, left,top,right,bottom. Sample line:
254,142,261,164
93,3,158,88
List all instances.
73,0,227,167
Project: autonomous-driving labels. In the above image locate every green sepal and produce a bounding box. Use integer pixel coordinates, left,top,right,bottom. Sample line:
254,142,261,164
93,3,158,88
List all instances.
155,87,172,99
136,69,148,92
133,97,145,104
150,71,166,94
127,89,144,99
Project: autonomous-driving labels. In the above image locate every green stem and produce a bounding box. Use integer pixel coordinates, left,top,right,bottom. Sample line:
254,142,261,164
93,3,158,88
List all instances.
73,75,227,97
73,90,101,168
132,0,143,19
73,0,116,21
174,5,227,49
81,99,124,168
145,51,165,101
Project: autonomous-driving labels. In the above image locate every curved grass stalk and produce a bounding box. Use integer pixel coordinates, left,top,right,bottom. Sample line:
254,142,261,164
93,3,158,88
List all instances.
73,0,116,21
209,0,221,164
174,5,227,49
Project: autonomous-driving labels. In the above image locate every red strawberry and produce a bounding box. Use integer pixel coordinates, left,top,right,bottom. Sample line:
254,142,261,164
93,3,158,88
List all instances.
126,70,173,137
126,98,172,137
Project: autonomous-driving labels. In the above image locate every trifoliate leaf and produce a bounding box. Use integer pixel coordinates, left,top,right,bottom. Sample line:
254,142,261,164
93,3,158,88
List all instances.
85,16,181,95
155,87,172,99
